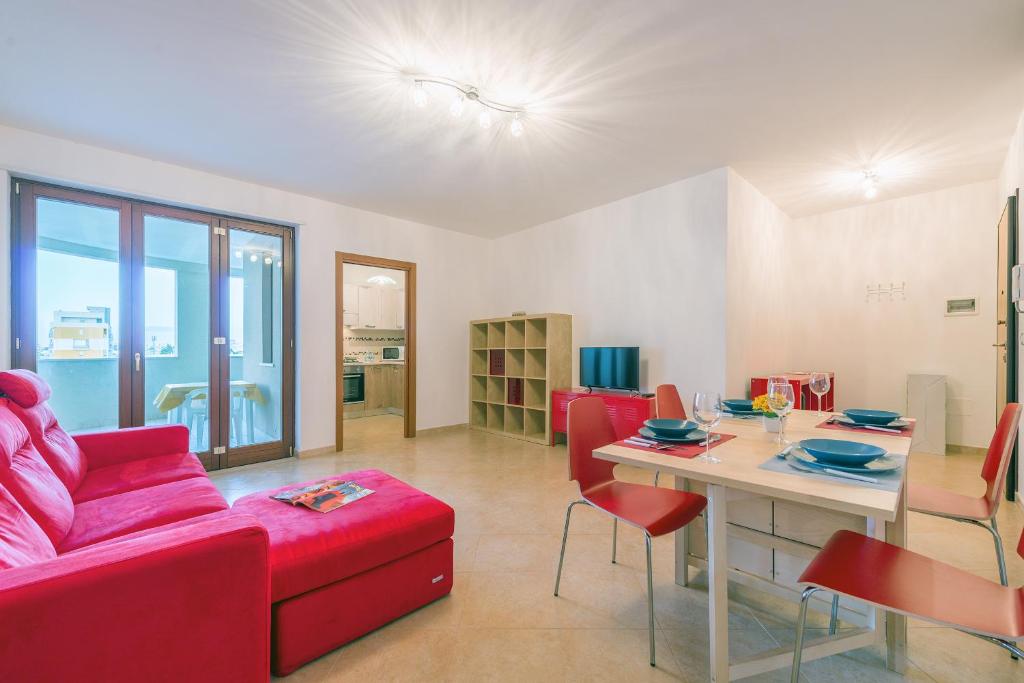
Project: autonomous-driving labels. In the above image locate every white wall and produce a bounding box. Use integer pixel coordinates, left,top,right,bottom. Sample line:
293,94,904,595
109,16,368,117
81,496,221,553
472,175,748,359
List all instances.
0,124,492,451
489,168,729,398
998,108,1024,500
786,181,999,447
724,169,793,397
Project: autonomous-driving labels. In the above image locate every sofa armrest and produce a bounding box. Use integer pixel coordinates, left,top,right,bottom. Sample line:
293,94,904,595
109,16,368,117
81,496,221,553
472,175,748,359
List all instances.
0,513,269,682
73,424,191,470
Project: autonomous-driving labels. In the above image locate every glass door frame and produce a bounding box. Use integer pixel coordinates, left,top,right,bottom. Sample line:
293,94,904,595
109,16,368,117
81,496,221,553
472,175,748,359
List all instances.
12,181,134,429
217,216,295,469
11,179,295,470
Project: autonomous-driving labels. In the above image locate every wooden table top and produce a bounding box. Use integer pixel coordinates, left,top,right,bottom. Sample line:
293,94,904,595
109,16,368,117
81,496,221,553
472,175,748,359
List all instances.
593,410,912,521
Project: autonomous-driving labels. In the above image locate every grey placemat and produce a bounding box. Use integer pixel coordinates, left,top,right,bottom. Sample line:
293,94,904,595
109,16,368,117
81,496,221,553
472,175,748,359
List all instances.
758,450,905,492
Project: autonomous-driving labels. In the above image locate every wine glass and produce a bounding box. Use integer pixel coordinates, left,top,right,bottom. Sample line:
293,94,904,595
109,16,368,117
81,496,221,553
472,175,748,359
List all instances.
767,381,795,446
692,392,723,463
809,372,831,417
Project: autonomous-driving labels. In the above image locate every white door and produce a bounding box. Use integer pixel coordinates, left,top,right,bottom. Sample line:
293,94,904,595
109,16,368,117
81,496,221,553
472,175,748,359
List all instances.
357,285,380,328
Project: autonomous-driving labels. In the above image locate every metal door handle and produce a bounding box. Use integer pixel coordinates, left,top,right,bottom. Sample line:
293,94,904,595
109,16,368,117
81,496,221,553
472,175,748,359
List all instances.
992,343,1006,348
134,352,141,371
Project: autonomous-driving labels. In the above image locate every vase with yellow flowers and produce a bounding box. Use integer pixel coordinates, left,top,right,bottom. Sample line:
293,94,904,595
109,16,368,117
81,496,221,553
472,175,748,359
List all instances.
752,394,781,433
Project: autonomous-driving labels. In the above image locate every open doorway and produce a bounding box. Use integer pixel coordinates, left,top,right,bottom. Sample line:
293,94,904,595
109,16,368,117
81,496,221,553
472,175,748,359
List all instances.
334,253,416,451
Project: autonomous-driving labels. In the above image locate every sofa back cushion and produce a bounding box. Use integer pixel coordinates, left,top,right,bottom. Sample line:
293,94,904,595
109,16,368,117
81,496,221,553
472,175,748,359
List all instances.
0,483,57,569
0,370,87,493
0,401,75,546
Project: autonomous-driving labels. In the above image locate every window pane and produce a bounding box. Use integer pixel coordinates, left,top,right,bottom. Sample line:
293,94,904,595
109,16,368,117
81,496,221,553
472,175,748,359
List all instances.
228,229,282,447
143,215,210,453
35,197,120,434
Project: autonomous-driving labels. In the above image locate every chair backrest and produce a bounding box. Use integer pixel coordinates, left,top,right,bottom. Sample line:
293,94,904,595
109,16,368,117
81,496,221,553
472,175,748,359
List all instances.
981,402,1022,514
566,396,617,491
655,384,687,420
0,369,87,494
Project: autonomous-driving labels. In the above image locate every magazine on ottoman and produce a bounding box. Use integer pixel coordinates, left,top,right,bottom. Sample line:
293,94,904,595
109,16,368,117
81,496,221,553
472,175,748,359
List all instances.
271,478,375,513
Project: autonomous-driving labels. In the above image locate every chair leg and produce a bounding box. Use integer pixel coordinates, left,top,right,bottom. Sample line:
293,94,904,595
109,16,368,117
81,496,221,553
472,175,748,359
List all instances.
644,531,656,667
554,501,583,596
791,586,819,683
828,593,840,635
989,517,1009,587
612,518,618,564
653,470,660,487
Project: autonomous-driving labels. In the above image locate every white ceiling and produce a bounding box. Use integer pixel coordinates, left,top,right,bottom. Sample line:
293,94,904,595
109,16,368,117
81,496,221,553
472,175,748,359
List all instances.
2,1,1023,237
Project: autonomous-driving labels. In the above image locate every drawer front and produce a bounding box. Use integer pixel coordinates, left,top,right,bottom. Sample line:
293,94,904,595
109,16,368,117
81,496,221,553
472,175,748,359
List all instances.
685,481,773,534
772,500,865,547
688,524,773,581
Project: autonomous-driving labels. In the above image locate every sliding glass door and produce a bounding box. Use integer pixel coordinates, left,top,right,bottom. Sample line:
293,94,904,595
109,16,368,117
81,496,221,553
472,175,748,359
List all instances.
12,181,294,470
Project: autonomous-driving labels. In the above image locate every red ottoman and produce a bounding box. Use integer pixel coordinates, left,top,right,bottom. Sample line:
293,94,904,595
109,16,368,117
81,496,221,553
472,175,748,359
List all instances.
232,469,454,676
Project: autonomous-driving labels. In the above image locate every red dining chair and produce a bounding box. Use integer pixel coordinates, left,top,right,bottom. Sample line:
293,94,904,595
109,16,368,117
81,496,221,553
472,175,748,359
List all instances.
652,384,687,487
655,384,687,420
908,403,1022,586
790,528,1024,681
554,396,707,666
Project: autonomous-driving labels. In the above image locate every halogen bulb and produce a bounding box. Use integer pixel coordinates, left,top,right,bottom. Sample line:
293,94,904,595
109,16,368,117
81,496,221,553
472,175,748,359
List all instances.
412,81,427,108
509,113,524,138
249,253,258,263
264,256,273,265
478,107,492,129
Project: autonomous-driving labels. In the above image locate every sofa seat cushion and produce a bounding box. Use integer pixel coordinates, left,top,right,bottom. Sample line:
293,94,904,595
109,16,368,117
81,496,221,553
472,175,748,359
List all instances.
232,469,455,602
72,452,208,504
58,477,228,553
0,484,56,568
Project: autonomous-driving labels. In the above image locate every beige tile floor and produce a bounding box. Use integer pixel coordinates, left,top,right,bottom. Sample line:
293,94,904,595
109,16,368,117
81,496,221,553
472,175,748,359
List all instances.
210,415,1024,682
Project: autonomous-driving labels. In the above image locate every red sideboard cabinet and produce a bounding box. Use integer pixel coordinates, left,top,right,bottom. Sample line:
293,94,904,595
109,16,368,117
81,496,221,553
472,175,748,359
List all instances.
749,372,835,412
551,388,656,445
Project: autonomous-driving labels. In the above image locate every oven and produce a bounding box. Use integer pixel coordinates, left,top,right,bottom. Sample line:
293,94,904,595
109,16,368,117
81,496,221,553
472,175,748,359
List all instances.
343,369,364,403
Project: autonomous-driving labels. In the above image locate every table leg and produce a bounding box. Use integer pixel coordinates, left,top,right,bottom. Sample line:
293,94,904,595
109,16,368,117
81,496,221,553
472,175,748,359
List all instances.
674,476,690,587
885,487,908,673
706,483,729,682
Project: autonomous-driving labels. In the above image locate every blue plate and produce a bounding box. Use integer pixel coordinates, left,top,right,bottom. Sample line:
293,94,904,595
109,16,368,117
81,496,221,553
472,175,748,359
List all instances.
843,409,902,426
799,438,886,466
638,426,709,443
790,448,901,474
643,418,698,437
723,399,754,411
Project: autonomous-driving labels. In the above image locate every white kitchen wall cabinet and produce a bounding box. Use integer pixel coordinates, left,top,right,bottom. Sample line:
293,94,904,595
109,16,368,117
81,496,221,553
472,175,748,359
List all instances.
342,283,359,327
356,285,380,329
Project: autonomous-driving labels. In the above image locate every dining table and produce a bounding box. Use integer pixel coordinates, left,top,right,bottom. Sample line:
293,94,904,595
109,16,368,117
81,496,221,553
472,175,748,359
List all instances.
593,409,912,682
152,380,266,444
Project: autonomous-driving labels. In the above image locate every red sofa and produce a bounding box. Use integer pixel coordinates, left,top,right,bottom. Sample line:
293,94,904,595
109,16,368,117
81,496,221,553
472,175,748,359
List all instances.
0,369,456,680
0,370,270,682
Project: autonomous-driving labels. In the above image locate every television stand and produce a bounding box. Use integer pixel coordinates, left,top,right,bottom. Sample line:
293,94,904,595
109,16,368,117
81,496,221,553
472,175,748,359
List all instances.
550,388,656,445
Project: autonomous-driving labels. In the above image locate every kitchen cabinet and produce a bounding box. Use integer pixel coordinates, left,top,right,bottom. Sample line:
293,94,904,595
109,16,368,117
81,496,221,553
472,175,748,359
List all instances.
342,284,358,327
361,364,405,416
352,286,404,330
357,286,379,329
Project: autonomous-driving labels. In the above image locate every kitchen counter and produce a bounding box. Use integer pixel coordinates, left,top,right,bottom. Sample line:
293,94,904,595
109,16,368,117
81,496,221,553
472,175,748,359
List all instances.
343,360,405,366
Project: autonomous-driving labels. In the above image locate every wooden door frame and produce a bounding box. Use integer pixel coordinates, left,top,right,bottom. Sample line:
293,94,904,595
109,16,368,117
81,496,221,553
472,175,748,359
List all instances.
335,252,416,451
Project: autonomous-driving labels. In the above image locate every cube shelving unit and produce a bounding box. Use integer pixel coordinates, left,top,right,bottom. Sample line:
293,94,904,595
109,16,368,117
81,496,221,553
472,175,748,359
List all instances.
469,313,571,445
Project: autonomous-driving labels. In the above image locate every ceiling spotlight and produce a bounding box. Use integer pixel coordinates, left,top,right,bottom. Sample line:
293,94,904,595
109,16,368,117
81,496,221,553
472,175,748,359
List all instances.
233,250,242,259
863,171,879,199
249,253,258,263
277,260,283,268
449,94,465,118
264,255,273,265
509,113,524,138
412,81,427,108
478,107,492,130
367,274,397,286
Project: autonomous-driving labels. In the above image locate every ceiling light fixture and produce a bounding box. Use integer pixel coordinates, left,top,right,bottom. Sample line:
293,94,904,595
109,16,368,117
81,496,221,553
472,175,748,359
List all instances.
863,170,879,199
409,74,526,138
367,274,397,286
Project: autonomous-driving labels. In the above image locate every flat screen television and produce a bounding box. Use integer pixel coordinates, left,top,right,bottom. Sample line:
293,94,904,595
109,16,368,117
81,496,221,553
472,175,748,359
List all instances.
579,346,640,391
